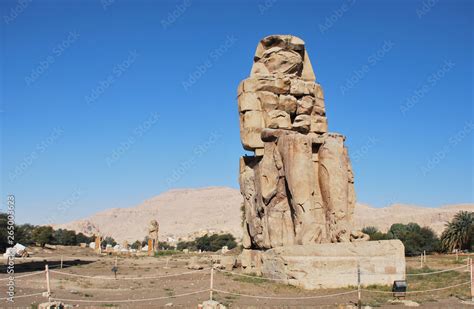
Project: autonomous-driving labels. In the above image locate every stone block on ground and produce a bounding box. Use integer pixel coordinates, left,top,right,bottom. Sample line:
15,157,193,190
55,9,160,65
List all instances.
187,256,206,270
199,300,227,309
38,302,72,309
212,255,236,271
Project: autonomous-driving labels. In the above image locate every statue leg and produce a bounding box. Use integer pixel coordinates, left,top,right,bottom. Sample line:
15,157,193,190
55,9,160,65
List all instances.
318,134,350,242
277,134,324,245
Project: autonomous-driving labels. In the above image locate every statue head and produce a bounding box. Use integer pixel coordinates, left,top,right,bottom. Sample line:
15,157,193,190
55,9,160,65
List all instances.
148,219,159,232
251,35,316,81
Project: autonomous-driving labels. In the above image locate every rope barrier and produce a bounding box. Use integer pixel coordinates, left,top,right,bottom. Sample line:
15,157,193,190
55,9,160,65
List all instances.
0,260,468,305
215,269,288,281
213,288,358,300
0,271,45,281
216,264,468,279
362,281,470,294
0,292,44,300
13,265,466,279
49,268,210,280
406,264,468,276
50,289,209,303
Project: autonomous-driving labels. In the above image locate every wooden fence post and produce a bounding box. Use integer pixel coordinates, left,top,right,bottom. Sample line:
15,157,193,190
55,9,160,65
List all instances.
45,264,51,302
357,263,361,309
470,258,473,302
210,267,214,301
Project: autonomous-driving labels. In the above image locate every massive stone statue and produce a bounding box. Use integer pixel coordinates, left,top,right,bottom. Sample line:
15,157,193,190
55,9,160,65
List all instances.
148,219,160,254
236,35,405,289
238,35,365,250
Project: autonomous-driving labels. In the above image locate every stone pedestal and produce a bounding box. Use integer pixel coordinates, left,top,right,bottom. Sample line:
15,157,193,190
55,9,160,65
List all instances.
242,240,405,289
263,240,406,289
147,238,154,256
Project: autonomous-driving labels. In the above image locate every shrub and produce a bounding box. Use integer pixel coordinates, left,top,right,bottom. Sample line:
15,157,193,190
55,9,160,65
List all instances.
177,240,197,251
159,241,174,250
155,250,179,256
362,226,389,241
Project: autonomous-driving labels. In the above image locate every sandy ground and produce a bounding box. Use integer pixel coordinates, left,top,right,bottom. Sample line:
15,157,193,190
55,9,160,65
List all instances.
0,246,472,308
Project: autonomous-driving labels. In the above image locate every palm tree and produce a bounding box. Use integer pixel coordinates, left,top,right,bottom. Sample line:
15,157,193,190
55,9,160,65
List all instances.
440,211,473,252
361,226,379,236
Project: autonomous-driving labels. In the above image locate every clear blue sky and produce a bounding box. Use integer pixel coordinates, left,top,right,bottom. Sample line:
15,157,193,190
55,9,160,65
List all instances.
1,0,472,225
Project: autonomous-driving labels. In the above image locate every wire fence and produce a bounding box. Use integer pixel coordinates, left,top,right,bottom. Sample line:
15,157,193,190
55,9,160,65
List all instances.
0,271,44,281
212,289,359,300
1,257,472,305
361,281,471,294
0,292,44,301
216,263,471,279
49,268,209,280
51,289,210,303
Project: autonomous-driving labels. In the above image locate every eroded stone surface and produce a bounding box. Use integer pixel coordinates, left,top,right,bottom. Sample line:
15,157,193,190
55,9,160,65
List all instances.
238,35,362,248
237,35,405,290
148,219,159,253
261,240,406,289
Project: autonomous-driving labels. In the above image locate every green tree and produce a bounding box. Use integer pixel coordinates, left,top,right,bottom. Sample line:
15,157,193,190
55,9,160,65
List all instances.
211,233,237,250
0,214,37,250
0,213,9,252
32,226,54,247
101,236,117,248
177,240,197,251
387,223,419,239
16,224,36,245
195,233,237,252
76,233,93,244
159,241,174,250
53,229,77,246
362,226,379,235
387,223,440,256
440,211,474,252
362,226,389,241
131,240,142,250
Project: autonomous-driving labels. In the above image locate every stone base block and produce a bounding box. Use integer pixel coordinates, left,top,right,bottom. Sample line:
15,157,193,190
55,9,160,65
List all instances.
259,240,405,289
240,249,263,275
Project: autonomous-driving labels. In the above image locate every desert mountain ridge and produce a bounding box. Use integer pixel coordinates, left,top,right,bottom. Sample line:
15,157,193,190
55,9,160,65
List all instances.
52,186,473,243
